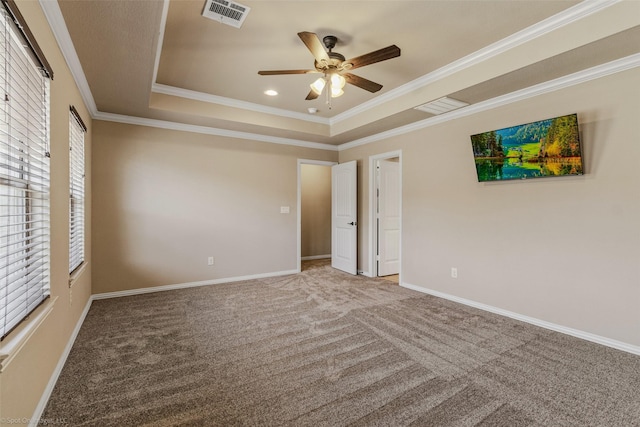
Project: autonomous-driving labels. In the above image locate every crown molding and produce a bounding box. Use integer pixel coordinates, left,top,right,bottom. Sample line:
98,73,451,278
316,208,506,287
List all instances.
339,53,640,151
330,0,621,126
93,111,339,151
39,0,97,115
41,0,630,153
152,83,330,125
98,53,639,153
148,0,620,128
150,0,328,126
151,0,170,85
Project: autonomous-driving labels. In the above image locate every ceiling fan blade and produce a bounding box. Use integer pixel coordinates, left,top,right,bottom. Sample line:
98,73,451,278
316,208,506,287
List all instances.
343,45,401,70
258,69,319,75
298,31,330,64
344,73,383,93
305,89,320,100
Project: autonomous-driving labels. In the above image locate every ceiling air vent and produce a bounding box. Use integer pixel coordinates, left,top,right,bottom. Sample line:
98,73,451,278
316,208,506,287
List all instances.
202,0,250,28
415,96,469,115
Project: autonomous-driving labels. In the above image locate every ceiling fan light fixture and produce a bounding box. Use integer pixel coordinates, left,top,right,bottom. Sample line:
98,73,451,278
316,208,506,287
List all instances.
330,73,346,89
310,77,326,95
258,32,401,101
330,86,344,98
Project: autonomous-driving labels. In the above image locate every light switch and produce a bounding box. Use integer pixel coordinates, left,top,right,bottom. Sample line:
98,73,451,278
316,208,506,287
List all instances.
280,206,290,214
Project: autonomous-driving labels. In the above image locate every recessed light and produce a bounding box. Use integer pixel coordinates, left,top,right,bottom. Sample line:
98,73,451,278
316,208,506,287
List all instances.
264,89,278,96
307,107,318,114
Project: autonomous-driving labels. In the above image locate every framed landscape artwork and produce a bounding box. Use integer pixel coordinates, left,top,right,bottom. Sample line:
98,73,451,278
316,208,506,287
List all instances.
470,113,584,182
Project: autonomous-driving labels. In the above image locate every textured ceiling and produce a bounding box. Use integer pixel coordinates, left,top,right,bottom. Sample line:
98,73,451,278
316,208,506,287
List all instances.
55,0,640,147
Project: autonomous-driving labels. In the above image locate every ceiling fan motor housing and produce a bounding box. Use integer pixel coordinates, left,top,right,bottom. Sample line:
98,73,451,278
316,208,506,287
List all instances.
315,52,346,72
322,35,338,50
315,36,347,72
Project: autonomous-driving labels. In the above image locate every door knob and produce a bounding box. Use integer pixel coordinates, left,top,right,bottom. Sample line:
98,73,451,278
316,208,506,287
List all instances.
348,221,357,226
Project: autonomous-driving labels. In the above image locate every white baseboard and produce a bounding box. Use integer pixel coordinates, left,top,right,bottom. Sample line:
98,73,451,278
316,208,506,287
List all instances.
401,282,640,356
30,270,638,427
92,269,299,300
29,297,93,427
301,254,331,261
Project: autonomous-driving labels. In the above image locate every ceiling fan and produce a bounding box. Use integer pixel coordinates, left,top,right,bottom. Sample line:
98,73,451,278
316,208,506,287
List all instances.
258,32,401,102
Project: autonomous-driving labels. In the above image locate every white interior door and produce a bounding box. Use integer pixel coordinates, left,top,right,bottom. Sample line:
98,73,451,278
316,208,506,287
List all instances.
378,159,400,276
331,161,357,275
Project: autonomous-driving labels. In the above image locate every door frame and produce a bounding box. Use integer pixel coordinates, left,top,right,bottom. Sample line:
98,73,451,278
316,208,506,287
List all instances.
368,150,402,280
297,159,337,273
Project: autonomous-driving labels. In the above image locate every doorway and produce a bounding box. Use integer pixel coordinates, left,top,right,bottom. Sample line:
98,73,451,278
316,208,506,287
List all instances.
297,160,336,273
369,151,402,280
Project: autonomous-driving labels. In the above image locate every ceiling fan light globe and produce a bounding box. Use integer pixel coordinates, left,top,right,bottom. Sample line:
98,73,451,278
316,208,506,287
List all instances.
331,87,344,98
330,73,346,89
310,77,326,95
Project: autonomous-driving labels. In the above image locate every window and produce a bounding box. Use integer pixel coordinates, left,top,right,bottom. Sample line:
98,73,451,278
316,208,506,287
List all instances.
69,106,85,274
1,1,53,339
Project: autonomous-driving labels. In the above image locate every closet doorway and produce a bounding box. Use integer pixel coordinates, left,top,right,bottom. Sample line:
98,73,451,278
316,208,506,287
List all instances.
297,160,335,272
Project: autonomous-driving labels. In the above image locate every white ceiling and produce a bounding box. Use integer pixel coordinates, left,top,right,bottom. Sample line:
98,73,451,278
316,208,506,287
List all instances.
49,0,640,148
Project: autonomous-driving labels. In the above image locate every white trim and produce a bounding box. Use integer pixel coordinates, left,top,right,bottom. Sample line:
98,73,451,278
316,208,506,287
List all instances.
92,269,298,300
77,54,640,154
301,254,331,261
0,297,58,372
150,1,325,126
339,53,640,151
24,272,639,425
134,0,621,129
401,282,640,356
40,0,633,152
68,262,88,287
28,297,93,427
152,0,620,128
330,0,620,126
151,0,170,85
368,151,402,281
153,83,330,125
94,111,339,151
297,159,337,273
38,0,97,116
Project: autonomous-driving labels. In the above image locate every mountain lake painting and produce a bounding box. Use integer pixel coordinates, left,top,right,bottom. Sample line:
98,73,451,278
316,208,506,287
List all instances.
470,113,583,182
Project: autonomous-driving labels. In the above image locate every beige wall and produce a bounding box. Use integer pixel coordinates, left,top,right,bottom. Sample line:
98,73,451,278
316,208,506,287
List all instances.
91,121,337,294
340,68,640,347
301,164,332,258
0,1,92,425
1,4,636,424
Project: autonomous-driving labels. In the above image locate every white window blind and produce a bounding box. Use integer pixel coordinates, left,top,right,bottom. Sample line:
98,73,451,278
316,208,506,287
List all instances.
0,5,51,340
69,107,85,274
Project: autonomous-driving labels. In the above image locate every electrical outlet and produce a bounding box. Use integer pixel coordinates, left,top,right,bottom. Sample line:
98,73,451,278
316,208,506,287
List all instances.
451,267,458,279
208,257,215,266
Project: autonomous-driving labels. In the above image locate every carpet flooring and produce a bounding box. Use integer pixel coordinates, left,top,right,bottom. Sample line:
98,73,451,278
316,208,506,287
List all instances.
41,260,640,426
